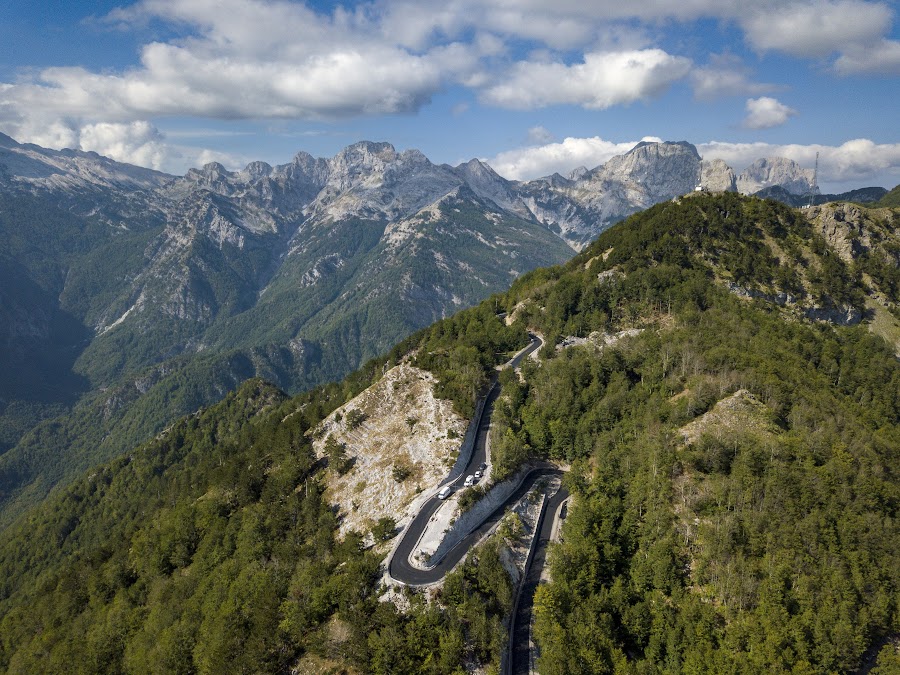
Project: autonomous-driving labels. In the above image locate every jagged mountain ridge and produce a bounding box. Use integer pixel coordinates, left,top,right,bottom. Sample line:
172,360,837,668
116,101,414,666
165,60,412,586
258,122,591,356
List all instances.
0,133,872,401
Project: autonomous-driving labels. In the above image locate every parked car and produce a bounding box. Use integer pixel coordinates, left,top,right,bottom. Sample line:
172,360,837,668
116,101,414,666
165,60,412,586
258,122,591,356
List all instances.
464,475,475,487
479,462,487,471
474,469,482,480
438,486,452,500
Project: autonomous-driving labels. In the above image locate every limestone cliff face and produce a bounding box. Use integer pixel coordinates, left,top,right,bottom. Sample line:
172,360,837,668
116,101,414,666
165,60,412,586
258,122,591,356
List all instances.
701,158,737,192
594,140,701,204
805,201,900,277
737,157,815,195
511,141,703,247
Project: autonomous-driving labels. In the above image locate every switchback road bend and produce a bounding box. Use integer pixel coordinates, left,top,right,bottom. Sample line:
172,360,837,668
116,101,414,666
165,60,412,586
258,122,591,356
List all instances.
388,334,543,585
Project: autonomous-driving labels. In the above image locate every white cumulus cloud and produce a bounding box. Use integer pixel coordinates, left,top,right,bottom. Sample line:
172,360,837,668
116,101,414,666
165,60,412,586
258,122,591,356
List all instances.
834,39,900,74
741,0,892,58
0,0,479,137
78,121,168,169
690,54,779,100
481,50,692,110
743,97,798,129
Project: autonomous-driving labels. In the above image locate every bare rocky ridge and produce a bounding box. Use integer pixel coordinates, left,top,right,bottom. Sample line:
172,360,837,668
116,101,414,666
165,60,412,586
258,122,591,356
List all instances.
1,132,831,255
701,158,738,193
311,360,467,539
736,157,815,195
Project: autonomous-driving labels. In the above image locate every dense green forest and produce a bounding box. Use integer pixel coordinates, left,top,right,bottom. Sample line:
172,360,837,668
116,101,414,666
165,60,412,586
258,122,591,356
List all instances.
0,192,898,673
499,193,900,673
0,377,517,673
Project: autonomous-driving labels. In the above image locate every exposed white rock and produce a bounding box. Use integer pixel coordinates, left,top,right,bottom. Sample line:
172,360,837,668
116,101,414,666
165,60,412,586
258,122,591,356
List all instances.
701,158,737,192
737,157,814,195
311,360,468,538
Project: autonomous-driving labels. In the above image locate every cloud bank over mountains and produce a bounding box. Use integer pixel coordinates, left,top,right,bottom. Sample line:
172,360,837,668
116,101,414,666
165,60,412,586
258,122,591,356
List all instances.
0,0,897,187
489,136,900,192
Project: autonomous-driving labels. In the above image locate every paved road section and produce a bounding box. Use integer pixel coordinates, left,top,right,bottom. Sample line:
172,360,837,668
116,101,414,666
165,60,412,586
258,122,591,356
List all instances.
390,467,563,585
388,335,544,586
509,486,569,675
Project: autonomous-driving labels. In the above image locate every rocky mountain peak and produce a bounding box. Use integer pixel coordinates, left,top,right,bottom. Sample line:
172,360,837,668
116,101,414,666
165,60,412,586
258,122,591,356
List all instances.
398,148,429,164
279,151,329,187
183,162,237,195
201,161,229,175
737,157,814,195
568,166,590,181
327,141,399,191
592,140,702,203
239,161,273,181
544,173,574,187
455,158,505,185
700,158,737,192
453,158,526,216
597,141,699,178
333,140,398,166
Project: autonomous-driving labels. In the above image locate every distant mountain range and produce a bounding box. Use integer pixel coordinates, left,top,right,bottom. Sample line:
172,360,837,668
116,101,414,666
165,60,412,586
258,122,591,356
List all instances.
0,132,890,521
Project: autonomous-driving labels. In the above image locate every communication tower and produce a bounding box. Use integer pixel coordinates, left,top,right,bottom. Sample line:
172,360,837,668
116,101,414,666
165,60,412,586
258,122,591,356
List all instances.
806,152,820,207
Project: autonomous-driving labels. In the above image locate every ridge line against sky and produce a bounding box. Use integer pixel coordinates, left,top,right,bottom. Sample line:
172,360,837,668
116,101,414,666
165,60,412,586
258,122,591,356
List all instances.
1,0,898,191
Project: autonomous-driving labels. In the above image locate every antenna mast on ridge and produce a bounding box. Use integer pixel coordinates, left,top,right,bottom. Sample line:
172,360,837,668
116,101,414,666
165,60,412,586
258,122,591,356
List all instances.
806,152,820,207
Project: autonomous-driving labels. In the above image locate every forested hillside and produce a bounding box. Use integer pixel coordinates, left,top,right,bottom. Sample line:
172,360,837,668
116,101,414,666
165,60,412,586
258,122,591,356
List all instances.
877,184,900,208
0,193,898,673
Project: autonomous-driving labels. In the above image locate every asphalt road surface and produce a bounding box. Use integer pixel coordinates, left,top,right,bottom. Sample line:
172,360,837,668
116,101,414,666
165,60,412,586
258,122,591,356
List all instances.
509,486,569,674
388,334,545,585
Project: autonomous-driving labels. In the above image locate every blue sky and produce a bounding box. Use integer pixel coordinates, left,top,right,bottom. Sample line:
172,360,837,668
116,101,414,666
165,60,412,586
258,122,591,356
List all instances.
1,0,899,191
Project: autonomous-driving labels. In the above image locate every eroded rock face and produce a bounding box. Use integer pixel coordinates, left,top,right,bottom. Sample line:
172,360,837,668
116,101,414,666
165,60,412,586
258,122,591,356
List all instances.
803,305,863,325
701,159,737,192
737,157,815,195
594,141,701,203
807,202,870,264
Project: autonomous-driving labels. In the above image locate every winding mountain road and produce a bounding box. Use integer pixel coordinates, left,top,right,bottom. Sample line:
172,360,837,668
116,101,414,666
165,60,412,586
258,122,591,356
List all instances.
388,333,545,585
386,332,568,672
509,486,569,675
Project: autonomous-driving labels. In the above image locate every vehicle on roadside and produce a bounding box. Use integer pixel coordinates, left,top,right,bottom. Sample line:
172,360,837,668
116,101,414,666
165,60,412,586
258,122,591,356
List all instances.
464,475,475,487
474,469,482,480
479,462,487,471
437,486,452,500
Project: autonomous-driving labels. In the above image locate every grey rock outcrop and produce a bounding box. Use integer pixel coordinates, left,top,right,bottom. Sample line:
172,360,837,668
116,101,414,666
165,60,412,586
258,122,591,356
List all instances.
737,157,814,195
594,140,701,202
701,158,737,192
806,202,870,264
